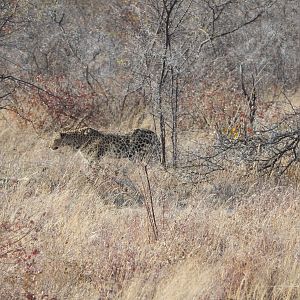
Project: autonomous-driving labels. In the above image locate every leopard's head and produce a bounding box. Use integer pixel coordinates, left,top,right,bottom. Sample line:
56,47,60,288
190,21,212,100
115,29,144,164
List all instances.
50,128,94,150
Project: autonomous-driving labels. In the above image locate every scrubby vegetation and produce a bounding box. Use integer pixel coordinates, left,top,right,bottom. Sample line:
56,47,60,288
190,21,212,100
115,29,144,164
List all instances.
1,0,300,299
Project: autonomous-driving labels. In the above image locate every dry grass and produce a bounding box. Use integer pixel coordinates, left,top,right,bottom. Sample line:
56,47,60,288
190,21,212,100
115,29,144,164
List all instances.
0,121,300,300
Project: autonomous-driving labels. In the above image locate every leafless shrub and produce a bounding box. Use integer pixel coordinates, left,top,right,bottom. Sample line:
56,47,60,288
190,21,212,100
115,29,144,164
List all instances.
202,110,300,180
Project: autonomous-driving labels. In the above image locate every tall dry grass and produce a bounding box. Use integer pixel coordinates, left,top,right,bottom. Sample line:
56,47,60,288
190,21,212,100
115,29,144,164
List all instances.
0,121,299,300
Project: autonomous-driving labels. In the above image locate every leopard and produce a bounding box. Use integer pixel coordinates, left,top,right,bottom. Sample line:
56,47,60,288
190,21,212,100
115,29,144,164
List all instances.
50,127,161,164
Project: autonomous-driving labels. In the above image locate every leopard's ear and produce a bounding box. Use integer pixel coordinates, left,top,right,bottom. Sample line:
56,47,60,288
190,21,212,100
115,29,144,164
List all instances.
83,128,92,135
60,132,66,138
